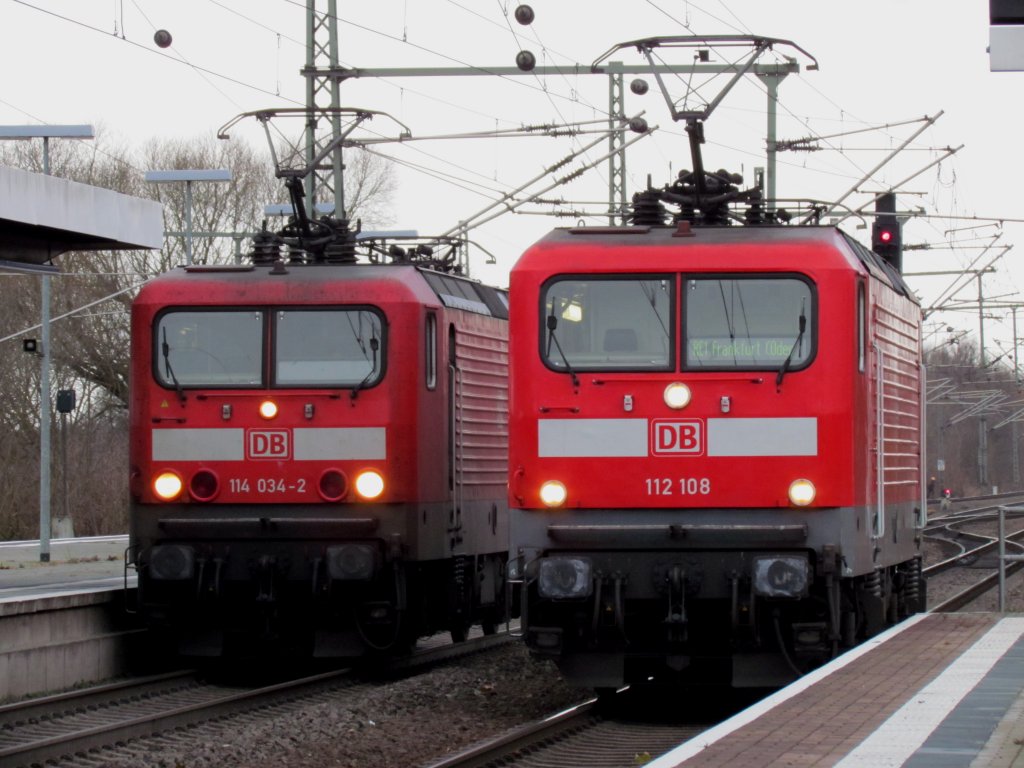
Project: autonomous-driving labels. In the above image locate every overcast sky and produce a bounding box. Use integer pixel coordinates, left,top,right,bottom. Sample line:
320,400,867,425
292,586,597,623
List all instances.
3,0,1022,356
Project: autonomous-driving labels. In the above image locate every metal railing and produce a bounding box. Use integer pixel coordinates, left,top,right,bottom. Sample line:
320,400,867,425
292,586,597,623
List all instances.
997,505,1024,611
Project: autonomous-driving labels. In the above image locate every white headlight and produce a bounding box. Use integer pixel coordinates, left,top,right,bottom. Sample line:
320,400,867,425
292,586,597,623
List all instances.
355,470,385,500
153,471,183,501
788,478,816,507
664,382,692,409
539,480,567,507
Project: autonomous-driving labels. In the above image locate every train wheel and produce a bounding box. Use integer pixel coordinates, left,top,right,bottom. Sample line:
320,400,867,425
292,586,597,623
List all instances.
450,619,470,643
480,605,501,635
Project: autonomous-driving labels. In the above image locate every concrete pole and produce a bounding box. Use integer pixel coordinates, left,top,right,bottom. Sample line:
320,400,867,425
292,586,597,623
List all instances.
978,274,986,366
762,73,781,213
184,179,194,266
39,137,52,562
39,273,51,561
1014,308,1020,487
977,274,989,490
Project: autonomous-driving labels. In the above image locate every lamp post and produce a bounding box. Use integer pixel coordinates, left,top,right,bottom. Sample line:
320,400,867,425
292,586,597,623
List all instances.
145,169,232,265
0,124,93,562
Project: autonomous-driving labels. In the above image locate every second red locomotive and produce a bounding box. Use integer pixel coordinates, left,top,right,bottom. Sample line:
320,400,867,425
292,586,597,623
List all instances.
507,190,926,688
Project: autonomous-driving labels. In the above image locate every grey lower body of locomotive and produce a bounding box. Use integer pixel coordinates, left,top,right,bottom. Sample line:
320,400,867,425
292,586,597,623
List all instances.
508,503,925,688
129,499,509,657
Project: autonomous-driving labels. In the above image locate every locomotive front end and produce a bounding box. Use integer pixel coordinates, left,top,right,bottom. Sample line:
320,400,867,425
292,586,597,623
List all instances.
508,225,925,689
130,265,434,657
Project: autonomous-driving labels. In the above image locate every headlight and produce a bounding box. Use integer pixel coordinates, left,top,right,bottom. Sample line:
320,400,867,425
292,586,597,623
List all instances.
355,470,385,500
153,471,183,501
538,557,592,598
259,400,278,419
539,480,567,507
753,555,809,598
788,478,816,507
149,544,195,580
326,544,378,580
664,382,691,409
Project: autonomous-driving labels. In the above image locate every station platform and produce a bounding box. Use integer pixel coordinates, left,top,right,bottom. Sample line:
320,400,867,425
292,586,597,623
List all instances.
0,535,130,600
649,612,1024,768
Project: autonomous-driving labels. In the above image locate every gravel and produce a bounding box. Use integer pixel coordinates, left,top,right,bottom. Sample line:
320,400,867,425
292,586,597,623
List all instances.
98,642,584,768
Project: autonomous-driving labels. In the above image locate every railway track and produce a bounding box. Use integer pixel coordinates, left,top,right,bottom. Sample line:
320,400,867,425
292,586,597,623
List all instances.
423,693,712,768
0,633,510,768
924,495,1024,612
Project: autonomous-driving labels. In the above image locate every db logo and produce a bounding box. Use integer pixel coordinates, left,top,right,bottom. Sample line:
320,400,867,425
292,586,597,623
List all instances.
651,419,704,456
247,429,291,459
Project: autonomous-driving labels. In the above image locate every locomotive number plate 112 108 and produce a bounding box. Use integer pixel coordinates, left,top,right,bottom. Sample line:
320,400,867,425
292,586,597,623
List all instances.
644,477,711,496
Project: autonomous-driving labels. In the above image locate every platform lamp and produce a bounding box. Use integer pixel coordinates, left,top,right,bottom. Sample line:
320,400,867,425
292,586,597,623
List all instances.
145,169,232,266
0,124,93,562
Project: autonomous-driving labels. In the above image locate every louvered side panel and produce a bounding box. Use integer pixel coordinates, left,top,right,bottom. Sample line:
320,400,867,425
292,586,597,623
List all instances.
454,323,509,489
876,303,921,491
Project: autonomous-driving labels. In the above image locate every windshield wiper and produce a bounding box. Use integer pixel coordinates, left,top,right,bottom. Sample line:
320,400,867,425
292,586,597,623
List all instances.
161,328,187,405
350,336,380,402
775,301,807,392
546,312,579,388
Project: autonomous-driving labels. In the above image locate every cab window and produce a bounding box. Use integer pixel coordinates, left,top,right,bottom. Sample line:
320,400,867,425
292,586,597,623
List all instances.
541,276,674,371
683,276,815,370
275,309,384,387
155,310,264,387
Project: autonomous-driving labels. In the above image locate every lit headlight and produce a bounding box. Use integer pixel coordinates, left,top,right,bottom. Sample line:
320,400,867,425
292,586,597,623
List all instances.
753,555,809,598
538,557,593,599
664,382,692,409
355,470,385,500
788,478,816,507
539,480,567,507
153,471,183,501
259,400,279,419
149,544,195,580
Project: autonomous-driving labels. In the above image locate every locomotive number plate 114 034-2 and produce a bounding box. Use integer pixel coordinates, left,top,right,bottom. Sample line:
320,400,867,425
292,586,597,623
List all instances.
228,477,309,494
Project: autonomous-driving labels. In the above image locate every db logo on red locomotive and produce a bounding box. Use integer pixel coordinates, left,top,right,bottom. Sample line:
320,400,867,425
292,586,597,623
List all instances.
247,429,291,460
651,419,704,456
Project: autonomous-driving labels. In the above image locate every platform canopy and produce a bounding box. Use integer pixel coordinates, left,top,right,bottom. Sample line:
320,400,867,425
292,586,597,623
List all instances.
0,164,163,271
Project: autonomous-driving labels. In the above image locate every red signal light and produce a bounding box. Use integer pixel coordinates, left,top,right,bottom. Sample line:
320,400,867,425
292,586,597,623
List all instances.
879,229,893,243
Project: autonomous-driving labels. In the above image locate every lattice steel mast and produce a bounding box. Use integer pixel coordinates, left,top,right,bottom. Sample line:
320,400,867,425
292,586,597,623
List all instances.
305,0,345,218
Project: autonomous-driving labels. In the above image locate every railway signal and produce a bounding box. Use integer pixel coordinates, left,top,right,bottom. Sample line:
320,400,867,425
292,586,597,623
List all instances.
872,192,903,270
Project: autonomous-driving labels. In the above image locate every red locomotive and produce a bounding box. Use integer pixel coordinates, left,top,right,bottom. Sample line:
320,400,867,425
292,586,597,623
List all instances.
128,220,510,657
507,175,926,688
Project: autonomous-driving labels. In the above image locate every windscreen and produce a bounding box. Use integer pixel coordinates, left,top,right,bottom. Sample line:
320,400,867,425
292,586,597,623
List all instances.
684,277,813,370
155,310,264,387
542,277,673,371
275,309,384,386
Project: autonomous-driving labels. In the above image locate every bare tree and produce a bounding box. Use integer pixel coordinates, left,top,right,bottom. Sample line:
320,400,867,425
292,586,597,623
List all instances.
340,148,397,229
